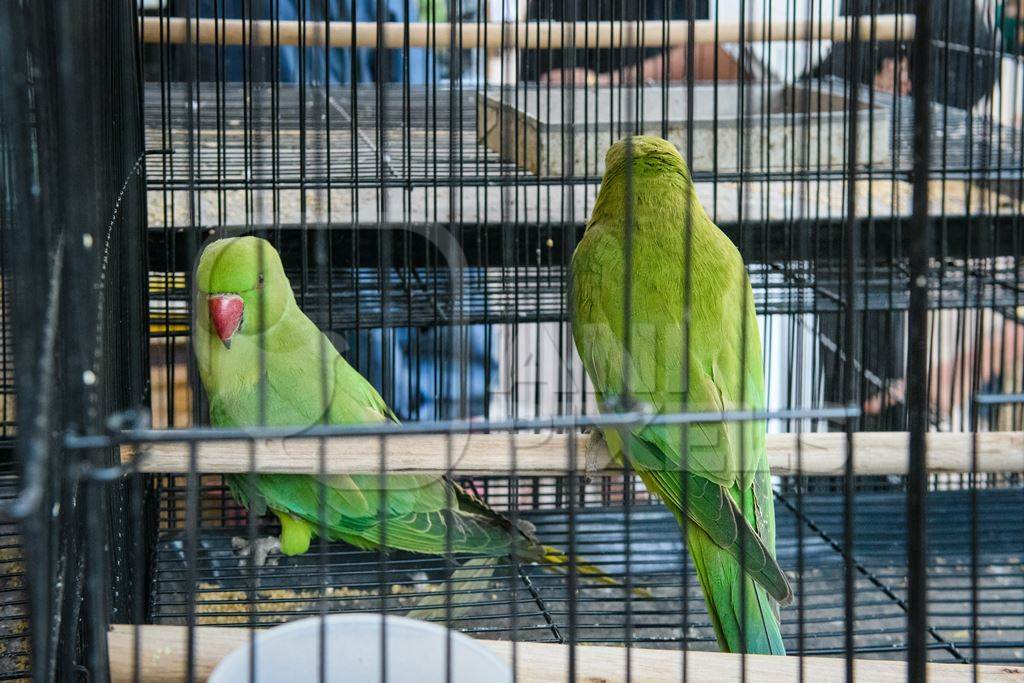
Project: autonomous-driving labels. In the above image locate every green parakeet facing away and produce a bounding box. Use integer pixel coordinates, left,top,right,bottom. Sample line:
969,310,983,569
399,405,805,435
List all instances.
193,236,622,590
571,136,792,654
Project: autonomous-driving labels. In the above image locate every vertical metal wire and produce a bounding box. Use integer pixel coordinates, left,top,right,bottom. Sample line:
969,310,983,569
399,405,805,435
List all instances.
181,4,201,681
681,4,697,681
129,468,146,683
447,7,461,683
842,2,862,676
374,3,391,682
0,3,62,677
560,4,580,681
969,0,985,667
621,106,635,683
906,0,932,679
796,1,814,675
252,2,270,680
737,0,750,669
185,442,199,683
314,6,331,683
496,8,517,675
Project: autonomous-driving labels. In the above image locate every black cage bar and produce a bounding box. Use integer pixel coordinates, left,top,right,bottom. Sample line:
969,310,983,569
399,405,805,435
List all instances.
2,1,1023,682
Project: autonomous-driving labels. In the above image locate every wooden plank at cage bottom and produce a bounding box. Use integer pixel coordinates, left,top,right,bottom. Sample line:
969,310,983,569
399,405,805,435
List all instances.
107,625,1022,683
139,15,915,49
120,430,1024,477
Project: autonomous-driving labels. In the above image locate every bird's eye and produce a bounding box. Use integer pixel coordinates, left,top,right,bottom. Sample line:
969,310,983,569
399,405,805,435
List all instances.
257,273,264,286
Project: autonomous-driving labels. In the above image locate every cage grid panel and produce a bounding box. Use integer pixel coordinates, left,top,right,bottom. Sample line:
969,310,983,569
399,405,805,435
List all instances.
2,0,1024,681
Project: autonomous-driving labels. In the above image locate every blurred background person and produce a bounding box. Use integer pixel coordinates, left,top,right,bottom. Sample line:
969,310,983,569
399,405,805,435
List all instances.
519,0,741,84
808,0,999,430
184,0,428,84
808,0,997,110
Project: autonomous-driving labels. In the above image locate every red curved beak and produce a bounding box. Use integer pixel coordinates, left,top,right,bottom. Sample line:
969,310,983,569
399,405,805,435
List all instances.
209,294,244,349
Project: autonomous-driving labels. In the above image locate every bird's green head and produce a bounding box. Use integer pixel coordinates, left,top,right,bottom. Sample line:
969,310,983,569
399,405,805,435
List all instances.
195,236,292,348
603,135,691,183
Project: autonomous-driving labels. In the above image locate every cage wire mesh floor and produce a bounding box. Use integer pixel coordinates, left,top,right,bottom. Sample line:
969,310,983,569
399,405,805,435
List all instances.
0,459,29,680
147,477,1024,665
138,79,1024,671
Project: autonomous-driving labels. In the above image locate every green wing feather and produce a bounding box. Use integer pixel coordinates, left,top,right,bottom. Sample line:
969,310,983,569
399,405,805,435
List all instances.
209,320,524,559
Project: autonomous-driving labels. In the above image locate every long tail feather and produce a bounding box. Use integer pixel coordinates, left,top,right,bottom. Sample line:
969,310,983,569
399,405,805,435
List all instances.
405,557,497,621
454,484,651,598
407,546,650,624
689,525,785,655
747,579,786,655
540,545,652,599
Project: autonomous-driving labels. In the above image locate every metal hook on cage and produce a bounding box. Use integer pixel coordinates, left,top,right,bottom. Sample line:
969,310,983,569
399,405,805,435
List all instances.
0,234,65,521
104,408,151,435
73,408,154,484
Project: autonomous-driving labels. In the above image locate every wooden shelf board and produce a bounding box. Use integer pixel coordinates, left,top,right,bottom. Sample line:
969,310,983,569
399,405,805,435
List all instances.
107,624,1022,683
139,16,914,49
119,430,1024,476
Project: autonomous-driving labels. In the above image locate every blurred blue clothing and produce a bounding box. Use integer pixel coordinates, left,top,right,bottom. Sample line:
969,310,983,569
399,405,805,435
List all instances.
193,0,426,84
352,326,498,421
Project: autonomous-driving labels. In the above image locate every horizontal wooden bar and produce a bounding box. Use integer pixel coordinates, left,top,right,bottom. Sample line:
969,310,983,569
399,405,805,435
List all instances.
107,624,1022,682
139,16,914,49
120,431,1024,476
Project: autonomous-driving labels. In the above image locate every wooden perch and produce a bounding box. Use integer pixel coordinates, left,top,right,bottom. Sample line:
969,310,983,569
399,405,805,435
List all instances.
107,624,1021,683
139,16,914,50
119,430,1024,477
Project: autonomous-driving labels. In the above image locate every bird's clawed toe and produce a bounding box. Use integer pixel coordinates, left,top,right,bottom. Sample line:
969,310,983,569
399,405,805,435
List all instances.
231,535,282,567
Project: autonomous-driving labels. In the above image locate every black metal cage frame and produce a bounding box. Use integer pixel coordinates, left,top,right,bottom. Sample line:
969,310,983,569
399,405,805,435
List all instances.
2,0,1023,681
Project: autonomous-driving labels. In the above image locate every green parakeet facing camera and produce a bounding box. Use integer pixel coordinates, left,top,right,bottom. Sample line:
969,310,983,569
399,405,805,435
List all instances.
571,136,792,654
194,236,623,594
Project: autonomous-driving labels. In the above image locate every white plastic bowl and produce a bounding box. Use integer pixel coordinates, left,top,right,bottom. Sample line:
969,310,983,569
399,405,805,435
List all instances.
208,614,512,683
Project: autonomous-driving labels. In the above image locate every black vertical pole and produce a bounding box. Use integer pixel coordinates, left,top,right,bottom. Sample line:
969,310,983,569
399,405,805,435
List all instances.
0,0,149,679
0,4,66,677
907,2,932,680
843,4,862,677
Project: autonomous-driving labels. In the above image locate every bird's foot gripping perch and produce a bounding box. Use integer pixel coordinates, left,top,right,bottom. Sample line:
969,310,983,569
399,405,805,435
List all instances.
231,535,281,567
582,427,608,483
